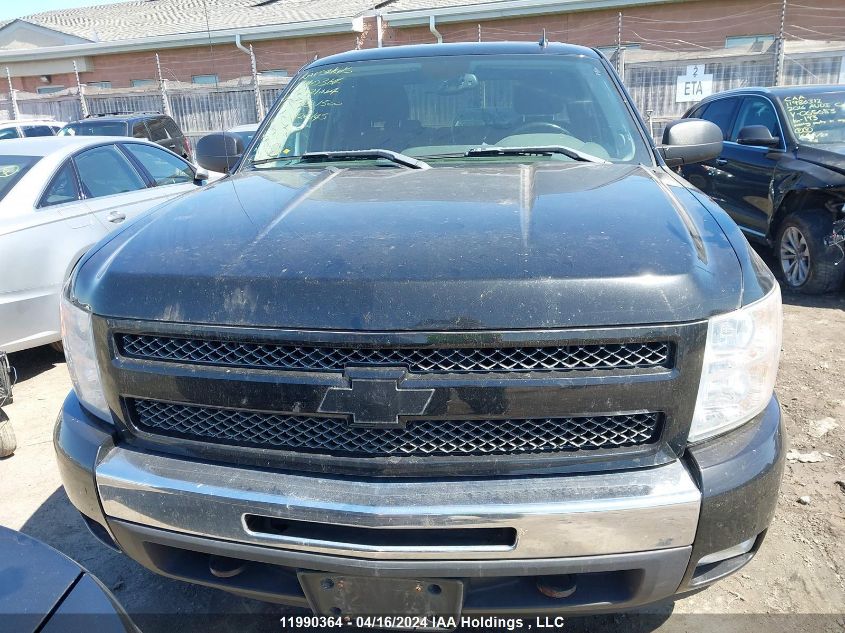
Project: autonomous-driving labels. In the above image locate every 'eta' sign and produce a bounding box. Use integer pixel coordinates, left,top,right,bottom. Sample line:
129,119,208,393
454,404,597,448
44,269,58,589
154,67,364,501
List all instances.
675,65,713,103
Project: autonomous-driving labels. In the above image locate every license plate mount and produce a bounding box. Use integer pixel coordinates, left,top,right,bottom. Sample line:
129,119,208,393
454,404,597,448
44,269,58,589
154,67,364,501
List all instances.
298,572,463,624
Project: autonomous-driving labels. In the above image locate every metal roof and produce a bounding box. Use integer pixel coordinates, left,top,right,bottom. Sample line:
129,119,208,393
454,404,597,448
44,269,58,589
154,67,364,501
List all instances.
7,0,379,42
1,0,696,45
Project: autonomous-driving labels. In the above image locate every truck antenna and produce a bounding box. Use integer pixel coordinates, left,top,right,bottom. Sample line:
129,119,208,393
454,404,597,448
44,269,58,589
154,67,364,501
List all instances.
539,28,549,48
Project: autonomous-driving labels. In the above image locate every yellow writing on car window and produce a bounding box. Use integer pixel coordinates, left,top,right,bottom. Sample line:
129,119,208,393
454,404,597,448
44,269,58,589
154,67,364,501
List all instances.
783,95,840,138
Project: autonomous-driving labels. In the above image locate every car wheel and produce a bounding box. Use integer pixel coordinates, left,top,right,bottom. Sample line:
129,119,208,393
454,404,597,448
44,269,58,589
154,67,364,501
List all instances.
0,413,15,458
776,211,845,294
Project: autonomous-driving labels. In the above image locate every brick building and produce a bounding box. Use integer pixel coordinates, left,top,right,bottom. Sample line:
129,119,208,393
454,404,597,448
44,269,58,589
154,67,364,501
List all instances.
0,0,842,93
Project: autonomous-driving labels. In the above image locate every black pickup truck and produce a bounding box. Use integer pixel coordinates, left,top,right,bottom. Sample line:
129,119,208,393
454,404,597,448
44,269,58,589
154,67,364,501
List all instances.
55,42,785,618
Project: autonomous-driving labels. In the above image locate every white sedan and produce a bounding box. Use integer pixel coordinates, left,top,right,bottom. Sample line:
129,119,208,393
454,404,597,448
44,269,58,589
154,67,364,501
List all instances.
0,120,66,140
0,136,208,353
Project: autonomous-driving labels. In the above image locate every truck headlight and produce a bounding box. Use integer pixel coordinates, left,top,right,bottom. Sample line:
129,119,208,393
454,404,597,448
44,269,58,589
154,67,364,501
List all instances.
689,284,782,443
60,292,111,422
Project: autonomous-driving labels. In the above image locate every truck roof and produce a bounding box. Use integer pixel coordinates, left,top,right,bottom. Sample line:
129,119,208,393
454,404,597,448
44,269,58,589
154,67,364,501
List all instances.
306,41,601,69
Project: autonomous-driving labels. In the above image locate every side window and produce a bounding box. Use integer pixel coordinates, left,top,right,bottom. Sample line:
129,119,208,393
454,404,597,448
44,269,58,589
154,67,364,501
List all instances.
0,127,20,139
22,125,54,137
688,104,707,119
39,161,80,207
132,122,148,138
163,118,182,139
699,98,739,140
147,118,168,142
74,145,146,198
123,143,194,186
731,97,780,141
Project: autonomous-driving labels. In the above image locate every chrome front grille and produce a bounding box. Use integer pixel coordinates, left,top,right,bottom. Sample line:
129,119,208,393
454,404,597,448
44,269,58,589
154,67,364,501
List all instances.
130,399,662,457
117,334,672,373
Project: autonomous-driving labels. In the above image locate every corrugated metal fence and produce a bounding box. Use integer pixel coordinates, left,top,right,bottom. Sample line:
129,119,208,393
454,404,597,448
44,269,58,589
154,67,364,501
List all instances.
622,42,845,138
0,79,290,144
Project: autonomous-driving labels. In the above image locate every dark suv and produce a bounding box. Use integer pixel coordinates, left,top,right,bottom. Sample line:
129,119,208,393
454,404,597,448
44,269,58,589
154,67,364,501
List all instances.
681,85,845,294
56,42,785,619
59,112,192,160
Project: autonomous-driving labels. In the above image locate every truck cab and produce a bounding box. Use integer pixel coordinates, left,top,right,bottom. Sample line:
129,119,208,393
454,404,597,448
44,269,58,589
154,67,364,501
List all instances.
54,42,784,618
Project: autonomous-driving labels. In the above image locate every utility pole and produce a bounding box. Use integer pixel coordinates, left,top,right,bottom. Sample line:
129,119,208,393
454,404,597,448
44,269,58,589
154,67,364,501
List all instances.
248,44,265,121
774,0,787,86
5,67,18,120
73,60,89,118
155,53,172,117
616,12,623,74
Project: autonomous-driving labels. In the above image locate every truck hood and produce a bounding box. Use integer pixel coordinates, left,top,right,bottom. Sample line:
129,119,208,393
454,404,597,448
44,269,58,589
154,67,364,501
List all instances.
75,163,743,330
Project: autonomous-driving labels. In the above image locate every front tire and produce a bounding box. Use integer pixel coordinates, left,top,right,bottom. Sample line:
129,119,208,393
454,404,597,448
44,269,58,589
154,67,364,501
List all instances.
776,211,845,294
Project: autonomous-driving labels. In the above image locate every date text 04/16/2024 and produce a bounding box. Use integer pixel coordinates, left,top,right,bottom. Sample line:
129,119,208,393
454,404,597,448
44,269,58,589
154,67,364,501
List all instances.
277,616,569,630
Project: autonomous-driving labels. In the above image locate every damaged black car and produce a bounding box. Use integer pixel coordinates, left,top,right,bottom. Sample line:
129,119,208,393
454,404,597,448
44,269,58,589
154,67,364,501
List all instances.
682,85,845,293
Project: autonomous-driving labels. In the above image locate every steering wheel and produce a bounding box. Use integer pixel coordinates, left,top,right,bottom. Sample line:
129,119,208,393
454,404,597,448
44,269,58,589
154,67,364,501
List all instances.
511,121,572,136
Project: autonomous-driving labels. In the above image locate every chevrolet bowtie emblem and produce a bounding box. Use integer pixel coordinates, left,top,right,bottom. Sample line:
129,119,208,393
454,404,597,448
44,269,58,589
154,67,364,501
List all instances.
318,368,434,427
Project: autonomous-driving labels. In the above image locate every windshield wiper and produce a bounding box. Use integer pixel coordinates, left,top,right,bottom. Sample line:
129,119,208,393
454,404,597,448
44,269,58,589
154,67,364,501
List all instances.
253,149,429,170
465,145,609,164
302,149,430,169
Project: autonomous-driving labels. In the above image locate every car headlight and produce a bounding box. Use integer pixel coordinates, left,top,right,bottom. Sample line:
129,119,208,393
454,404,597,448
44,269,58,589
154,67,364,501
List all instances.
60,291,111,422
689,283,782,443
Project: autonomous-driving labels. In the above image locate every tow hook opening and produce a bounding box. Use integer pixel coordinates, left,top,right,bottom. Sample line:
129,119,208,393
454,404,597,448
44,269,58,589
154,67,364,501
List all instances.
536,574,577,599
210,555,248,579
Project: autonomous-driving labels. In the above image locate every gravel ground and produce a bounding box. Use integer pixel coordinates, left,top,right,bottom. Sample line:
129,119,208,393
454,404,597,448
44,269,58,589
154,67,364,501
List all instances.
0,280,843,632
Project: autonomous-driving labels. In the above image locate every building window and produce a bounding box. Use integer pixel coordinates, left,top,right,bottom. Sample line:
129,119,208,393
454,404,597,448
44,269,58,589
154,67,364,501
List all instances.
191,74,219,85
131,79,155,87
87,81,111,89
725,35,775,49
36,85,65,94
259,69,288,78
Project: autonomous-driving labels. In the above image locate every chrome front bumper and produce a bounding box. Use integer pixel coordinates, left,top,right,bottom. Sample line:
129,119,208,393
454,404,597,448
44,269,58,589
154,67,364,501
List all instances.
96,446,701,561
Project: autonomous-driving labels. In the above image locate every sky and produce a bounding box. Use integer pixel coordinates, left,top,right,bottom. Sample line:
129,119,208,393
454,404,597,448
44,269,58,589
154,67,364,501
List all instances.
0,0,126,21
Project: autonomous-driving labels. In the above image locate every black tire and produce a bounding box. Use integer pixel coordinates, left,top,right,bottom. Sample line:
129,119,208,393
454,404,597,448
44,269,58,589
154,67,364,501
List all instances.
0,415,15,458
775,210,845,294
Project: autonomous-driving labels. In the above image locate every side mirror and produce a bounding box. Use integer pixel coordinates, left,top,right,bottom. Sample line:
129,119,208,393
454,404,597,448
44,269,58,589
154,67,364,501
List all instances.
736,125,780,147
195,132,244,174
660,119,723,166
193,166,209,183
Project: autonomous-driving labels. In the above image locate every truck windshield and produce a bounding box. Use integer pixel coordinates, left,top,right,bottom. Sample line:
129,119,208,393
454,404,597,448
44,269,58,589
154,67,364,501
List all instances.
780,91,845,145
248,54,651,167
